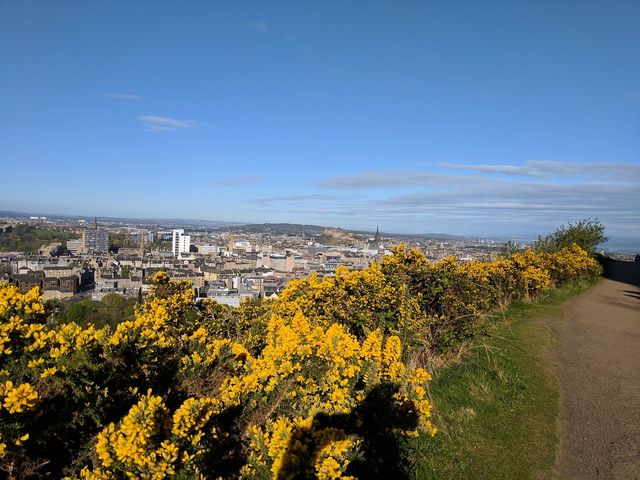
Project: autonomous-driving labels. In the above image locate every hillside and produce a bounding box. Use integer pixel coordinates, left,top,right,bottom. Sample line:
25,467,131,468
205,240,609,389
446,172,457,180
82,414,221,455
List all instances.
0,244,601,478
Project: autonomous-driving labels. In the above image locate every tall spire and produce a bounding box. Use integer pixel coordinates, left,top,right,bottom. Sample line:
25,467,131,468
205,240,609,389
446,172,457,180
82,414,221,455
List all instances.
139,231,145,259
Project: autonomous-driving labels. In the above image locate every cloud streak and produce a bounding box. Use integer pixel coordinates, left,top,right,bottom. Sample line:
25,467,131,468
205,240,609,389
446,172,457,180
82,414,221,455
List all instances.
247,194,342,206
315,171,456,189
248,19,268,34
436,160,640,179
103,92,141,100
214,175,263,187
137,115,201,132
251,170,640,236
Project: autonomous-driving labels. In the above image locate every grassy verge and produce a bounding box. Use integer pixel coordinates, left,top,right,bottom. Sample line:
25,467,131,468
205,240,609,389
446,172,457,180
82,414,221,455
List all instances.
404,279,597,479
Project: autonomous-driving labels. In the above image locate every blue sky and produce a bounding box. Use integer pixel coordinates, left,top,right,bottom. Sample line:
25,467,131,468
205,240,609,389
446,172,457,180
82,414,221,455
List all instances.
1,1,639,238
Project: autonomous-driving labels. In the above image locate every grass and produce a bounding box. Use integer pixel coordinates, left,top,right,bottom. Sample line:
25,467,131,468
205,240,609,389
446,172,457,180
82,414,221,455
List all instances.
404,279,598,480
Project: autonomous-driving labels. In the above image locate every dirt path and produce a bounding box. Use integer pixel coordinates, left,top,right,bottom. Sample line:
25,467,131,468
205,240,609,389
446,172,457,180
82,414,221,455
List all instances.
558,260,640,479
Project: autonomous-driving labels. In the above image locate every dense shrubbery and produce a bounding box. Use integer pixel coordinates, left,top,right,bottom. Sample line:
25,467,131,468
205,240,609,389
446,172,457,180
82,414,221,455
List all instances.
0,244,600,479
271,243,600,352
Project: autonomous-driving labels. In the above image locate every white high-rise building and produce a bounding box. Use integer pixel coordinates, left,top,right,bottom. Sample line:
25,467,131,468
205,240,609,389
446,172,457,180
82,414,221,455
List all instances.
171,229,191,257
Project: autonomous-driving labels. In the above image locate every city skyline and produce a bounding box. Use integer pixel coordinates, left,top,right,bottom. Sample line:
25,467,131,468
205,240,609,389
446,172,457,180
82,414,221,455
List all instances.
1,1,639,238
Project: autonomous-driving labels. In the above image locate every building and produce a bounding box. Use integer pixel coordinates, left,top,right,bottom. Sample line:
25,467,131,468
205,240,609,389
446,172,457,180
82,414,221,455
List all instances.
11,272,44,293
197,244,222,255
43,266,75,278
171,229,191,257
42,276,79,300
83,229,109,254
67,238,83,254
257,253,295,272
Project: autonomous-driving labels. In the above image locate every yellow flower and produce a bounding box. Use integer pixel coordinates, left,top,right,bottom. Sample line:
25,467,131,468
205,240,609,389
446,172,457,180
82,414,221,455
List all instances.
2,381,39,414
40,367,58,379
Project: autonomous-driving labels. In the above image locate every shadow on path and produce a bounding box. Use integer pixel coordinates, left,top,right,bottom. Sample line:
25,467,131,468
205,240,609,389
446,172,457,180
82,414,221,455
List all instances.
558,269,640,479
598,257,640,287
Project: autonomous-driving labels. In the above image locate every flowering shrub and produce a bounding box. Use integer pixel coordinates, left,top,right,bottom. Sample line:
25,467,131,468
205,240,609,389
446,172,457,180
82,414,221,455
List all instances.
0,273,435,479
267,244,600,352
0,244,599,478
75,313,436,480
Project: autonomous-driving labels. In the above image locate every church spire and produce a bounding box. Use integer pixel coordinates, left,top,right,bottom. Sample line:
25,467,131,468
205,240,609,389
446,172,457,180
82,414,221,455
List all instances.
139,231,145,259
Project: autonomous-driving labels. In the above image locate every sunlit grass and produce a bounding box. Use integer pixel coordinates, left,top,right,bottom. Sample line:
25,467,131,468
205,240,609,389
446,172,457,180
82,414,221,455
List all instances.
405,279,597,479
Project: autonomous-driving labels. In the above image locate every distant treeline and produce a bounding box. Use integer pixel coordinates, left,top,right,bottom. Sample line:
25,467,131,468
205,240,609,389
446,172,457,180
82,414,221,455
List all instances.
0,225,78,253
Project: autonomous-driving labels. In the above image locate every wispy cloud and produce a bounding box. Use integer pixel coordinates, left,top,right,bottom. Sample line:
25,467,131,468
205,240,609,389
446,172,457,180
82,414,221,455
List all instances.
103,92,141,101
252,168,640,236
436,160,640,179
315,171,455,189
214,175,264,187
248,19,268,34
247,194,341,206
625,92,640,103
375,182,637,214
137,115,201,132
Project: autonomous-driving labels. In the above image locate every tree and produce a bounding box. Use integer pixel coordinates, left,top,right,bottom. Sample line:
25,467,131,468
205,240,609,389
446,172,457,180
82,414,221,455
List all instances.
535,219,608,254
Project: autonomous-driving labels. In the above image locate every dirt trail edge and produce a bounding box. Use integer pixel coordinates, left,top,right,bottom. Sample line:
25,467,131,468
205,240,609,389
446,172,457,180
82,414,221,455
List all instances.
558,260,640,479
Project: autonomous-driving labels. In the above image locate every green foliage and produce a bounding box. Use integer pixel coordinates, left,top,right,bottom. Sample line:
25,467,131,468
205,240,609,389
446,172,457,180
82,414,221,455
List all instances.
205,297,270,352
500,240,519,256
47,293,137,329
406,279,595,479
0,225,78,253
149,238,172,251
108,233,127,253
535,219,608,254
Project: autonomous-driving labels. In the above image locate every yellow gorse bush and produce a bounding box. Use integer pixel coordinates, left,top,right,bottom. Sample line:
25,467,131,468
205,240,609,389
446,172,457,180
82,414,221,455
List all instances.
0,245,600,478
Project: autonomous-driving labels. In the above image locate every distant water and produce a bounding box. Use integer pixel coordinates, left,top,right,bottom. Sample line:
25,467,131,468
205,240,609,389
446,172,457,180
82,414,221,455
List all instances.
601,239,640,254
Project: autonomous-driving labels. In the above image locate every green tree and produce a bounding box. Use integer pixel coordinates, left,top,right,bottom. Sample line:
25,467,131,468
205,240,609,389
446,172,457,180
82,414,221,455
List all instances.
108,233,127,253
535,219,607,254
47,294,136,329
500,240,519,256
0,224,78,253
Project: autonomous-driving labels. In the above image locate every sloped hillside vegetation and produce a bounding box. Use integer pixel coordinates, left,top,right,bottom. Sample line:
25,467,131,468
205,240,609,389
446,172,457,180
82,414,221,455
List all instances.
0,244,600,479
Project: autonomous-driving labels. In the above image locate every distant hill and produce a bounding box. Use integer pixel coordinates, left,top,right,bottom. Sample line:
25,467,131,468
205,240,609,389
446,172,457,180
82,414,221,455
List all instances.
0,212,469,241
0,211,243,228
219,223,329,236
410,233,467,241
350,229,466,241
224,223,467,241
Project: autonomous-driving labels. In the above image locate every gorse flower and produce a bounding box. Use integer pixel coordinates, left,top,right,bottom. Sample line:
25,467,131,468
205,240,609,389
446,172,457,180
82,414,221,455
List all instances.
1,381,39,414
0,244,600,478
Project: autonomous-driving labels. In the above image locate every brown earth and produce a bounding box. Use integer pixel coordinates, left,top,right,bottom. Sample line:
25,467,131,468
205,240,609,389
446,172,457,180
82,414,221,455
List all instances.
558,259,640,479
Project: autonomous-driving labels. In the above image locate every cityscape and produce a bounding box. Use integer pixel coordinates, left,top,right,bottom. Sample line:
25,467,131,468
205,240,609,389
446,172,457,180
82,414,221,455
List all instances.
1,212,529,306
1,1,638,479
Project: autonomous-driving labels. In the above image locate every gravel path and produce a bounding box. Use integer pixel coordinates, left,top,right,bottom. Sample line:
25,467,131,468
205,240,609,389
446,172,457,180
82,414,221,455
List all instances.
558,260,640,479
